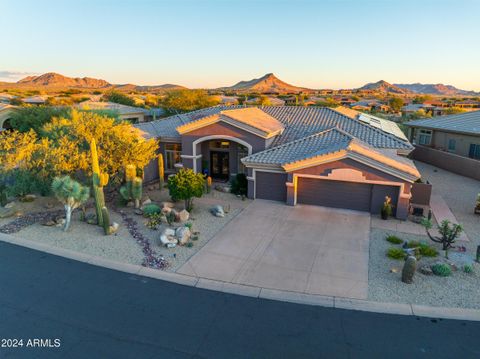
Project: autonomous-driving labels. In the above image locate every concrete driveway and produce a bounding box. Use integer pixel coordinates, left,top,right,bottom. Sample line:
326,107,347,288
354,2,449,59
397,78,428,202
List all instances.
178,200,371,299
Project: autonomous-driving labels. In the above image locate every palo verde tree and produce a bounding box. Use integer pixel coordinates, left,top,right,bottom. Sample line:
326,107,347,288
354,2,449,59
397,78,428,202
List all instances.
421,219,463,250
161,89,220,113
168,168,205,211
51,176,90,232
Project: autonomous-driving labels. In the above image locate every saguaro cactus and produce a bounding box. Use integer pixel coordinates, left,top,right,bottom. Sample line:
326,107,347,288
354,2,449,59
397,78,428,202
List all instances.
90,138,109,226
158,153,165,189
120,164,143,208
401,256,417,284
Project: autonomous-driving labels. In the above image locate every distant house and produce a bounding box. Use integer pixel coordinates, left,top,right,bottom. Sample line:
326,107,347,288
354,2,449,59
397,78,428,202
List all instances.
350,100,389,112
0,104,16,131
76,101,147,123
22,95,48,105
401,103,446,117
454,100,480,109
0,93,16,104
405,110,480,159
218,96,239,106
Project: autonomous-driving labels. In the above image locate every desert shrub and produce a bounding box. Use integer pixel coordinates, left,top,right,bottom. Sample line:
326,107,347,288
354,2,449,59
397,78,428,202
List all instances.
185,222,193,230
166,211,176,225
387,247,406,260
168,168,205,211
386,235,403,244
431,263,452,277
406,240,421,248
143,204,161,217
146,213,162,230
186,242,194,248
463,264,474,274
7,169,51,197
418,243,438,257
230,173,248,196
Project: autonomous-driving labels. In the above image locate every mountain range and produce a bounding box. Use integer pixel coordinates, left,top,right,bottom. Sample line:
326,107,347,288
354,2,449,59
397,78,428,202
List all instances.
1,72,478,96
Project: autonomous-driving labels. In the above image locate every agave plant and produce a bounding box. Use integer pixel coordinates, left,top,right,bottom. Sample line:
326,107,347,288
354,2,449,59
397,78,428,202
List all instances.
52,176,90,231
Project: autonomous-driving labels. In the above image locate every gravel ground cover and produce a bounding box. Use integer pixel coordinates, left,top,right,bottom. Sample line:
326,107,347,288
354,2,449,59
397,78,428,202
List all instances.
369,228,480,309
2,185,250,272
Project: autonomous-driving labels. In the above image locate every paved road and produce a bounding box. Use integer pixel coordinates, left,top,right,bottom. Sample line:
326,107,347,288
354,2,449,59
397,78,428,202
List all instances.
0,242,478,359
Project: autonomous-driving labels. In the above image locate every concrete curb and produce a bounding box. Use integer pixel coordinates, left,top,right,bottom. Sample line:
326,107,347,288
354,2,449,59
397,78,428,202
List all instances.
1,232,479,322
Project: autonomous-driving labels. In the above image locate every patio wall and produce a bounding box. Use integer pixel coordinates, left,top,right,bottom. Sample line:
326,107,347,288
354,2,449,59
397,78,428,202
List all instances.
410,182,432,206
411,145,480,181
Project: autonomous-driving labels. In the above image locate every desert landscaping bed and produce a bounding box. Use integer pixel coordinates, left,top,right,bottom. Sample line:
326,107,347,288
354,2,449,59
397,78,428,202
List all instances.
0,186,250,272
368,228,480,309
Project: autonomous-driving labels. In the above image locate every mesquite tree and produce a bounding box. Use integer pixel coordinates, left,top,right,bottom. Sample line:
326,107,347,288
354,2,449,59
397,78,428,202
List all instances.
421,219,463,250
52,176,90,231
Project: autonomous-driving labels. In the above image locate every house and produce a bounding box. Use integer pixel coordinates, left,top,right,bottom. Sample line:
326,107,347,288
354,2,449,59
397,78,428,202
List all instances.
0,93,16,103
218,96,239,105
76,101,147,123
245,97,285,106
405,110,480,159
136,106,419,219
0,104,16,131
350,100,390,112
454,100,480,109
401,103,447,117
22,95,47,105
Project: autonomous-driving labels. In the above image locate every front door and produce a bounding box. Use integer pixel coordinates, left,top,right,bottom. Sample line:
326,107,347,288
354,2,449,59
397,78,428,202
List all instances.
210,151,229,180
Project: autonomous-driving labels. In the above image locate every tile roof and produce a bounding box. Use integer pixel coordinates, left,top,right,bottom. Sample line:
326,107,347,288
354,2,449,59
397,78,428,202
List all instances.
405,110,480,135
242,128,352,166
135,105,412,150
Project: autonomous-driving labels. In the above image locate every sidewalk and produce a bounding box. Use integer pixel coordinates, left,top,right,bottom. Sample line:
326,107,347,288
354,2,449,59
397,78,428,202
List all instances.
430,194,469,241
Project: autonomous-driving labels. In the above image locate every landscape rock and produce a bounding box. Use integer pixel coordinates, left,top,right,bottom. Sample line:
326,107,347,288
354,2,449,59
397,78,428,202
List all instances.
161,206,172,215
161,202,175,209
20,194,36,202
214,184,231,193
134,208,144,216
126,201,135,208
44,202,54,209
175,226,191,245
4,202,15,209
42,220,56,226
210,205,225,218
419,265,433,275
0,208,15,219
141,198,152,206
401,256,417,284
177,209,190,223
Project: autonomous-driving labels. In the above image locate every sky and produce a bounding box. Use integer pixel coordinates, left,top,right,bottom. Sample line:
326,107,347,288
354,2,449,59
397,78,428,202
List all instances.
2,0,480,90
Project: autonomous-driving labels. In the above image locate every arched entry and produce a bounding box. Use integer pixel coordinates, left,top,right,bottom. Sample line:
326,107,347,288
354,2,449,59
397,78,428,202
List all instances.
190,135,253,177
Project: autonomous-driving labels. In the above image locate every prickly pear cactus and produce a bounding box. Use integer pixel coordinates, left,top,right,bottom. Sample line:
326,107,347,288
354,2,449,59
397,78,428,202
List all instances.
401,256,417,284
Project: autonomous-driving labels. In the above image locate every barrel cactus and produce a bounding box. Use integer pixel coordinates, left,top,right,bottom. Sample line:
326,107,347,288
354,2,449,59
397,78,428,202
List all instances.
401,256,417,284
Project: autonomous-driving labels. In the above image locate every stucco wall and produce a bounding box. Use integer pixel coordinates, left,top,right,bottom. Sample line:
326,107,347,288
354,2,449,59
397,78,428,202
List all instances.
411,145,480,180
411,128,480,158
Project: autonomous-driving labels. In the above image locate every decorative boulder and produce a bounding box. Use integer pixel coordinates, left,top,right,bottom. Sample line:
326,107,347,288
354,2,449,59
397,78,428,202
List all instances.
210,205,225,218
402,256,417,284
161,206,172,215
175,226,191,245
159,228,178,247
419,265,433,276
177,209,190,223
141,197,152,207
161,201,175,208
4,202,15,209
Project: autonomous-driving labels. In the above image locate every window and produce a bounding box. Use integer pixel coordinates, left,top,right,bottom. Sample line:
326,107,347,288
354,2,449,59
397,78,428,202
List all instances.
418,129,432,145
165,143,182,171
209,141,230,150
237,145,248,174
469,144,480,160
447,139,456,152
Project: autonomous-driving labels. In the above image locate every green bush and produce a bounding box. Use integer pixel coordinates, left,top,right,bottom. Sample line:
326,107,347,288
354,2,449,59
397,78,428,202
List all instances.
406,240,421,248
186,242,194,248
143,204,161,217
387,247,406,260
230,173,248,196
386,235,403,244
431,263,452,277
418,243,438,257
463,264,474,274
7,169,51,197
168,168,205,211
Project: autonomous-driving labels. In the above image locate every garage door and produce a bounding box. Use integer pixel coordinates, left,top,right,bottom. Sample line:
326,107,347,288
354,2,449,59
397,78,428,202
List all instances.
297,178,372,212
256,172,287,202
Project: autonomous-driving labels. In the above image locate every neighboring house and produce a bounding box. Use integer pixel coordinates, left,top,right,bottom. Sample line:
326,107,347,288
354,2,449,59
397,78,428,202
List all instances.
401,103,446,117
136,106,419,219
454,100,480,109
23,95,47,105
405,110,480,159
0,93,16,103
76,101,147,123
0,104,16,131
218,96,239,105
245,97,285,106
350,100,389,113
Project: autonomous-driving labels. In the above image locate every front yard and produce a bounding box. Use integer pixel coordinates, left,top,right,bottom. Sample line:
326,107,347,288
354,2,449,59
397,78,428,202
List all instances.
0,185,250,272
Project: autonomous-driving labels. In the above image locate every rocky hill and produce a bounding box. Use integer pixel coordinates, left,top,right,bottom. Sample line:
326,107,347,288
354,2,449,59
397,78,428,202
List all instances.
394,83,479,96
357,80,409,94
17,72,111,88
219,73,313,93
